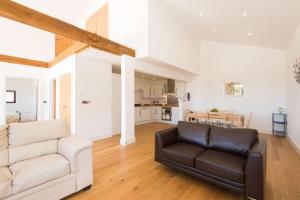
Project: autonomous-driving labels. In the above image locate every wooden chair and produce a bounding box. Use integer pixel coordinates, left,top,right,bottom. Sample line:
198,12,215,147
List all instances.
209,112,226,127
195,112,209,124
244,113,253,128
186,112,196,122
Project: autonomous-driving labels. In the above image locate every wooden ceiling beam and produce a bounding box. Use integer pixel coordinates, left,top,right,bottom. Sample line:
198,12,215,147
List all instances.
49,42,89,67
0,0,135,57
0,54,49,68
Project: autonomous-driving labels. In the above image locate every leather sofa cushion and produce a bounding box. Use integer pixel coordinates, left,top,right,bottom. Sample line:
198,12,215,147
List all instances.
162,142,205,167
9,120,70,146
0,149,8,167
195,149,246,184
209,126,258,156
9,140,58,165
10,154,70,194
177,121,210,147
0,167,12,199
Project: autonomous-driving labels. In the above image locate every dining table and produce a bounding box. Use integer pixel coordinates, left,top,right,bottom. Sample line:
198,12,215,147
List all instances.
186,111,244,128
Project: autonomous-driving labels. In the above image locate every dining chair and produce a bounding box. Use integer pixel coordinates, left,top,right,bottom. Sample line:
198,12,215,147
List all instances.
186,112,196,122
244,112,253,128
209,112,226,127
195,112,209,124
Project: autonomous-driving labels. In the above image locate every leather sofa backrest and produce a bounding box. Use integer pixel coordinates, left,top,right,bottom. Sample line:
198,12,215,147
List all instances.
9,119,70,146
0,125,8,167
177,121,210,148
209,126,258,156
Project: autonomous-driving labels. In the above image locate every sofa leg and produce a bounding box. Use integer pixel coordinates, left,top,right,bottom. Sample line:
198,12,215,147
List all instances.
83,185,92,190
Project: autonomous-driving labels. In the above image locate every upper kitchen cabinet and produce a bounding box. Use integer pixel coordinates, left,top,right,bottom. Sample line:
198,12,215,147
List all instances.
175,81,186,98
143,81,151,98
151,80,166,98
86,3,109,38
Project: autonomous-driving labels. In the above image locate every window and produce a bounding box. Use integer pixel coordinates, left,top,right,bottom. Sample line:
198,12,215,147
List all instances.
6,90,16,103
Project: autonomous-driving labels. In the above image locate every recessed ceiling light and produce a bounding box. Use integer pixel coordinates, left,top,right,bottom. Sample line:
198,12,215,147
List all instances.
248,32,253,36
242,11,247,16
212,30,217,34
199,12,204,17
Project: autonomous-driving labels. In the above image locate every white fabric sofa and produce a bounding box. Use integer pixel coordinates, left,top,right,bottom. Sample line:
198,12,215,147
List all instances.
0,120,93,200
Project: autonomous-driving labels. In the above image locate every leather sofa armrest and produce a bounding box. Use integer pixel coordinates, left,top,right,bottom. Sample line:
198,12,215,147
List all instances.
155,127,177,161
58,136,94,191
245,138,267,200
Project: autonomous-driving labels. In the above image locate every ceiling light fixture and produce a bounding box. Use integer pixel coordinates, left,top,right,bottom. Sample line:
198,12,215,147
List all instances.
199,12,203,17
248,32,253,37
242,11,247,16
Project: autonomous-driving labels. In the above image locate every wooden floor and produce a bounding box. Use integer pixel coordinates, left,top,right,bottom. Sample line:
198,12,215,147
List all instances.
67,123,300,200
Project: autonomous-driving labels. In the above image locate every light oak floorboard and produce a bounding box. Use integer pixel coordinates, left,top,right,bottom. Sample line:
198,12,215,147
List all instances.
66,123,300,200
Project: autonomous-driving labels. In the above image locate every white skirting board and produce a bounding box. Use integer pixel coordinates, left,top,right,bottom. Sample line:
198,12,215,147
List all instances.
287,136,300,157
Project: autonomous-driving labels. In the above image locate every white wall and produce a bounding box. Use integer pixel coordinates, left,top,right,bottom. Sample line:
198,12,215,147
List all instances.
187,41,286,133
0,18,54,61
148,0,200,74
109,0,148,57
108,0,200,75
112,73,121,135
75,56,112,140
6,78,38,121
0,62,50,125
286,24,300,150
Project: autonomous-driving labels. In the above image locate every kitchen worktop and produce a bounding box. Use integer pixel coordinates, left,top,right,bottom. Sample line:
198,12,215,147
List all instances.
134,104,179,107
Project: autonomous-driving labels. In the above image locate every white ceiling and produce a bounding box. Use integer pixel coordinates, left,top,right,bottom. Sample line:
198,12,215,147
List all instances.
162,0,300,49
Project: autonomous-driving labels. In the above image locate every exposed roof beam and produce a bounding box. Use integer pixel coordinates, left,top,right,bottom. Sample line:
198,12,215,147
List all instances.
0,0,135,57
49,42,88,67
0,54,49,68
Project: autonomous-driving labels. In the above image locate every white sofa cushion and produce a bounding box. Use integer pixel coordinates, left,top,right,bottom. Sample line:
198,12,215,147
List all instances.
9,120,70,146
0,125,8,150
0,167,12,199
0,149,9,167
10,154,70,194
58,136,93,172
9,140,58,165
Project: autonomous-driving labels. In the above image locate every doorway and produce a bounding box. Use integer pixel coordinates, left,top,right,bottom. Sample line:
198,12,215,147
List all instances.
59,73,71,125
5,77,38,124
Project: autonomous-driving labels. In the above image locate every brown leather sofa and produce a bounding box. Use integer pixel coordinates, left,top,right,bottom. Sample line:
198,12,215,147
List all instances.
155,121,267,200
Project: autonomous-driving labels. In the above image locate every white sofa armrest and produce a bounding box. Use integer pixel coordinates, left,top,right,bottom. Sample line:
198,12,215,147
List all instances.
58,135,93,191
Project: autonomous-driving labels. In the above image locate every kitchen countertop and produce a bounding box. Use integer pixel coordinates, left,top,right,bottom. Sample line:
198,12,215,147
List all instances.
135,104,179,107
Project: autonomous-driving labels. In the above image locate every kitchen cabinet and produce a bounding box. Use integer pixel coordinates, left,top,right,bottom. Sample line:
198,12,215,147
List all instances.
143,82,151,98
151,106,162,120
151,82,164,98
141,107,151,121
171,107,179,124
175,81,186,98
135,107,152,123
135,107,142,122
135,79,144,92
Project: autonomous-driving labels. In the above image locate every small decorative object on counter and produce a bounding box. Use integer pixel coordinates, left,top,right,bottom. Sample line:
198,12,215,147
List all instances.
293,58,300,84
210,108,219,112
